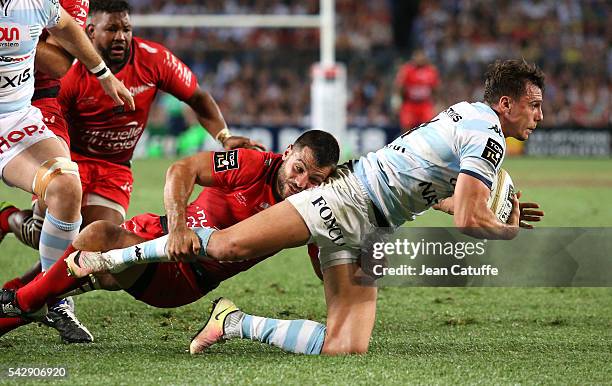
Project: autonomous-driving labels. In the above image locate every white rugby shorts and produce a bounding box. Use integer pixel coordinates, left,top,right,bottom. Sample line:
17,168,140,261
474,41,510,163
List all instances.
0,105,57,181
287,164,383,271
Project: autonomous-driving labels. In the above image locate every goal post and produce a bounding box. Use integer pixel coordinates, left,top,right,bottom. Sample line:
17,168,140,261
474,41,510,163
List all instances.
131,0,348,154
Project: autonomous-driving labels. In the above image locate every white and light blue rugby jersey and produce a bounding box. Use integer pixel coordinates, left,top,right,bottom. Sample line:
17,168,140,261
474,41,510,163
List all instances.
0,0,61,114
354,101,506,228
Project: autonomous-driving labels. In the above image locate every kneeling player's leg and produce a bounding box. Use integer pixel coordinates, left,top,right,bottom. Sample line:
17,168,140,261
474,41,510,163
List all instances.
192,262,377,355
320,263,377,354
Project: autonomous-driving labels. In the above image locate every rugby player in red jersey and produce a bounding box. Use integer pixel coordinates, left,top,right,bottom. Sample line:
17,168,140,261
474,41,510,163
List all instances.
0,130,338,339
64,0,260,227
393,49,440,132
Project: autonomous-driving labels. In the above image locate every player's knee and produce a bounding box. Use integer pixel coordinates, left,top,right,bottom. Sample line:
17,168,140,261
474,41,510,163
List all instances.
74,221,118,250
321,331,370,355
44,173,82,213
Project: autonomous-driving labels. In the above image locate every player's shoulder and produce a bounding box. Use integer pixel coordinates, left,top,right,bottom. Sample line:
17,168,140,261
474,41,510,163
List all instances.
454,102,502,134
133,37,171,57
232,148,280,164
213,149,280,184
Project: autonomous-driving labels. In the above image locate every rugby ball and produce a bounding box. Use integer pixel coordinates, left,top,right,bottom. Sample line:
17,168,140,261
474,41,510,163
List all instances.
487,168,515,223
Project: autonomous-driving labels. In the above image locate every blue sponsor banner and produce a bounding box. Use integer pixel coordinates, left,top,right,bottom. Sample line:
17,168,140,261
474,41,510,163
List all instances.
228,124,402,156
217,125,612,157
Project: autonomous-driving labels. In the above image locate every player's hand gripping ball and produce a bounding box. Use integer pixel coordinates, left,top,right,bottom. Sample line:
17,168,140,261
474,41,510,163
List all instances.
487,168,515,223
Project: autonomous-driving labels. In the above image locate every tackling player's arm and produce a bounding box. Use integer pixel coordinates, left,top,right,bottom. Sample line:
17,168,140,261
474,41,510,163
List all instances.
184,88,265,151
47,8,135,110
453,173,520,240
163,152,217,261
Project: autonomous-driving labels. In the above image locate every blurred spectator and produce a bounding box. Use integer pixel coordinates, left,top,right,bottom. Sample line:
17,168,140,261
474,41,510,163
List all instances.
129,0,608,130
393,49,440,132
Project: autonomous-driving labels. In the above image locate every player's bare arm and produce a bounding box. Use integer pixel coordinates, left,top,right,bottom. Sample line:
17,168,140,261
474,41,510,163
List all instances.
47,8,135,111
186,88,265,151
34,37,73,78
164,152,216,261
453,173,520,240
435,192,544,228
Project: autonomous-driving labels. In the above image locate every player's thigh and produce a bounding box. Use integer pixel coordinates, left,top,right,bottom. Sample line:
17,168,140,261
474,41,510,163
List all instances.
209,200,311,259
3,137,70,192
321,262,378,355
81,204,125,227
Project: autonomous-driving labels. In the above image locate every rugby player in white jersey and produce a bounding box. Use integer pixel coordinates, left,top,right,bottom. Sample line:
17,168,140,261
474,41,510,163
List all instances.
0,0,133,336
3,59,544,354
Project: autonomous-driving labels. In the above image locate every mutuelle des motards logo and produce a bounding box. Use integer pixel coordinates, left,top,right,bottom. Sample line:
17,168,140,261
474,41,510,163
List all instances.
311,196,346,246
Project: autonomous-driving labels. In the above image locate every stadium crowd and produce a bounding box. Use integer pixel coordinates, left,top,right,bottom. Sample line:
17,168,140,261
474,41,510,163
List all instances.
130,0,609,130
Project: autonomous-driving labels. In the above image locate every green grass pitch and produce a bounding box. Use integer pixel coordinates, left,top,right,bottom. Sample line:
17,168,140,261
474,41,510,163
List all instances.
0,157,611,385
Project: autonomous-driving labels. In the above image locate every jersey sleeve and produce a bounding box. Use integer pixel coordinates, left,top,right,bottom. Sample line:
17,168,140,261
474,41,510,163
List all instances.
61,0,89,27
211,149,268,189
43,0,62,29
457,120,506,190
154,46,198,102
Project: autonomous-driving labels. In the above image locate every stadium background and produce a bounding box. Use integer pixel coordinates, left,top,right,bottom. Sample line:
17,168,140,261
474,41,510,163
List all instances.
0,1,611,384
128,0,609,157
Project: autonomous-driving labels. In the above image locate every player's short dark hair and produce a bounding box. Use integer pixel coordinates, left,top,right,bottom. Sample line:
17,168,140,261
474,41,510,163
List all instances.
293,130,340,167
483,59,545,105
89,0,132,15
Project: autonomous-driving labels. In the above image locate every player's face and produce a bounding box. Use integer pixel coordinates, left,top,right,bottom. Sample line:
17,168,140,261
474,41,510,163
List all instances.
503,82,543,141
276,145,334,199
89,11,133,66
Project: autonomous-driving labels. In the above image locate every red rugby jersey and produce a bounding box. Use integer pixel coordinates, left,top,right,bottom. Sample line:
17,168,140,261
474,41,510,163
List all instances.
35,0,89,91
185,149,284,281
59,37,197,164
395,63,439,103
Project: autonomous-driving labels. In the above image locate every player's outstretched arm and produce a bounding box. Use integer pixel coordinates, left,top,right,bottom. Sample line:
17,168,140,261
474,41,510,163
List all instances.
186,89,265,151
47,8,135,111
164,152,215,261
453,173,520,240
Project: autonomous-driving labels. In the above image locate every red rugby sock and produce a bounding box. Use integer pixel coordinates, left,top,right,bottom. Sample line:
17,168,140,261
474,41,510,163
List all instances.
0,317,30,337
0,205,18,232
2,277,24,290
16,245,87,312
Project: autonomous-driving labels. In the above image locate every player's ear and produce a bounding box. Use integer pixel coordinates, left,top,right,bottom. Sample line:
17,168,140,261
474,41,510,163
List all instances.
282,144,294,160
499,96,512,114
86,24,95,39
